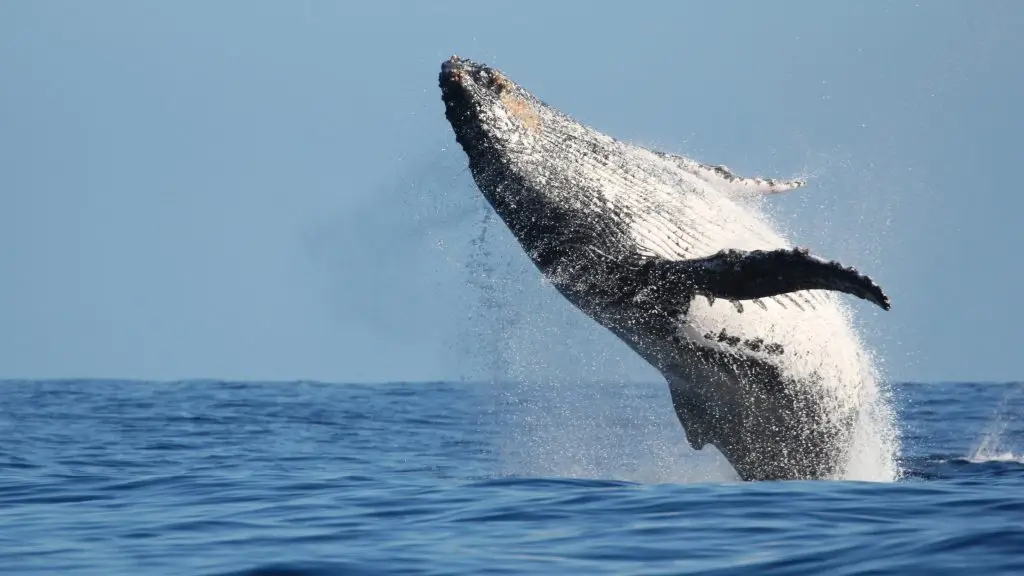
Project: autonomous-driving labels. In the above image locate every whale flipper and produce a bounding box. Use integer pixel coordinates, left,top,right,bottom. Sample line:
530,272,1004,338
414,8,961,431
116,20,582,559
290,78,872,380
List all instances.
646,247,891,311
655,152,807,195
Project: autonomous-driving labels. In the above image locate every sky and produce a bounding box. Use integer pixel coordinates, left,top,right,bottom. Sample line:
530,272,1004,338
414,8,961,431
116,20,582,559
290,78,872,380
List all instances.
1,1,1021,383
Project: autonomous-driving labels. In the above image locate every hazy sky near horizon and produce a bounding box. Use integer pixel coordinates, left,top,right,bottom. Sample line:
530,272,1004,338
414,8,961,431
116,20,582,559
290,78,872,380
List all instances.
1,1,1021,383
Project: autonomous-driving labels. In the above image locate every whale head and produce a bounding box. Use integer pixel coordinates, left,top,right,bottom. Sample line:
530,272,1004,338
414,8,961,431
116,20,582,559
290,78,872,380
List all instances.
440,56,593,267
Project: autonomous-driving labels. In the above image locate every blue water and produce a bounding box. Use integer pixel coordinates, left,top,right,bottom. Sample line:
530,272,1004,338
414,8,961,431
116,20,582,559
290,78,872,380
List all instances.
1,379,1022,575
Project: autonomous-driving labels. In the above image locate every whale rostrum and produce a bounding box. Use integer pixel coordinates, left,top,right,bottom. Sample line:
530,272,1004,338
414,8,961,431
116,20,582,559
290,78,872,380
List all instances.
439,55,892,481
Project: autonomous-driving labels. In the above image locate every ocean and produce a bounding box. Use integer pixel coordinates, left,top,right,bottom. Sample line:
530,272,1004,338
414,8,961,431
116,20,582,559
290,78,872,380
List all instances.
1,379,1022,575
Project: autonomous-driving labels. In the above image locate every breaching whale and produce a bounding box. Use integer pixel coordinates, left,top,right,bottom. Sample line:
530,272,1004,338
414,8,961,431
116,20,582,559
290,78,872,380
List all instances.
439,56,891,481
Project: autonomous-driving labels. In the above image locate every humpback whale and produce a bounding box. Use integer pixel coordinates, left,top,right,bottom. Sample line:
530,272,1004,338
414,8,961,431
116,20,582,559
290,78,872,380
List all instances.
439,56,891,481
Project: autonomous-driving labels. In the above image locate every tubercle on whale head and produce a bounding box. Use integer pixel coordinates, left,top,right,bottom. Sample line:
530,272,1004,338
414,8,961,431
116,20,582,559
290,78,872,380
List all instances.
440,56,511,109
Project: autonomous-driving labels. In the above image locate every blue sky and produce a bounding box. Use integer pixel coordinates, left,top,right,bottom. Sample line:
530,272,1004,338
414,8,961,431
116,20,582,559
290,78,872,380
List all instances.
1,1,1021,383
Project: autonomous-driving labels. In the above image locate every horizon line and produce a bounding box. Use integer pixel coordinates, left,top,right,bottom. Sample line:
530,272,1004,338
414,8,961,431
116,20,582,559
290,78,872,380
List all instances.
1,378,1020,386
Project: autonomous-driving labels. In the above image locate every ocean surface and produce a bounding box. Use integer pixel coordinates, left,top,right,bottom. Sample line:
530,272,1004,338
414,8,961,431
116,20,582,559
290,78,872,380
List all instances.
1,379,1022,575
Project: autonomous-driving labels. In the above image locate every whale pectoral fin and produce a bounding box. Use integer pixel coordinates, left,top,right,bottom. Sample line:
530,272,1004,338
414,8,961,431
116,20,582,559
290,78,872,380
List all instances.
653,247,891,311
668,383,711,450
700,163,807,195
692,247,891,310
657,152,807,195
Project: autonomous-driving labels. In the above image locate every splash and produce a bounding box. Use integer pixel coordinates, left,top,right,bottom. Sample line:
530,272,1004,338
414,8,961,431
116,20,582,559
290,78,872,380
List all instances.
460,197,735,483
968,451,1024,464
745,182,905,479
490,379,740,484
840,369,902,481
749,157,903,483
967,384,1024,464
